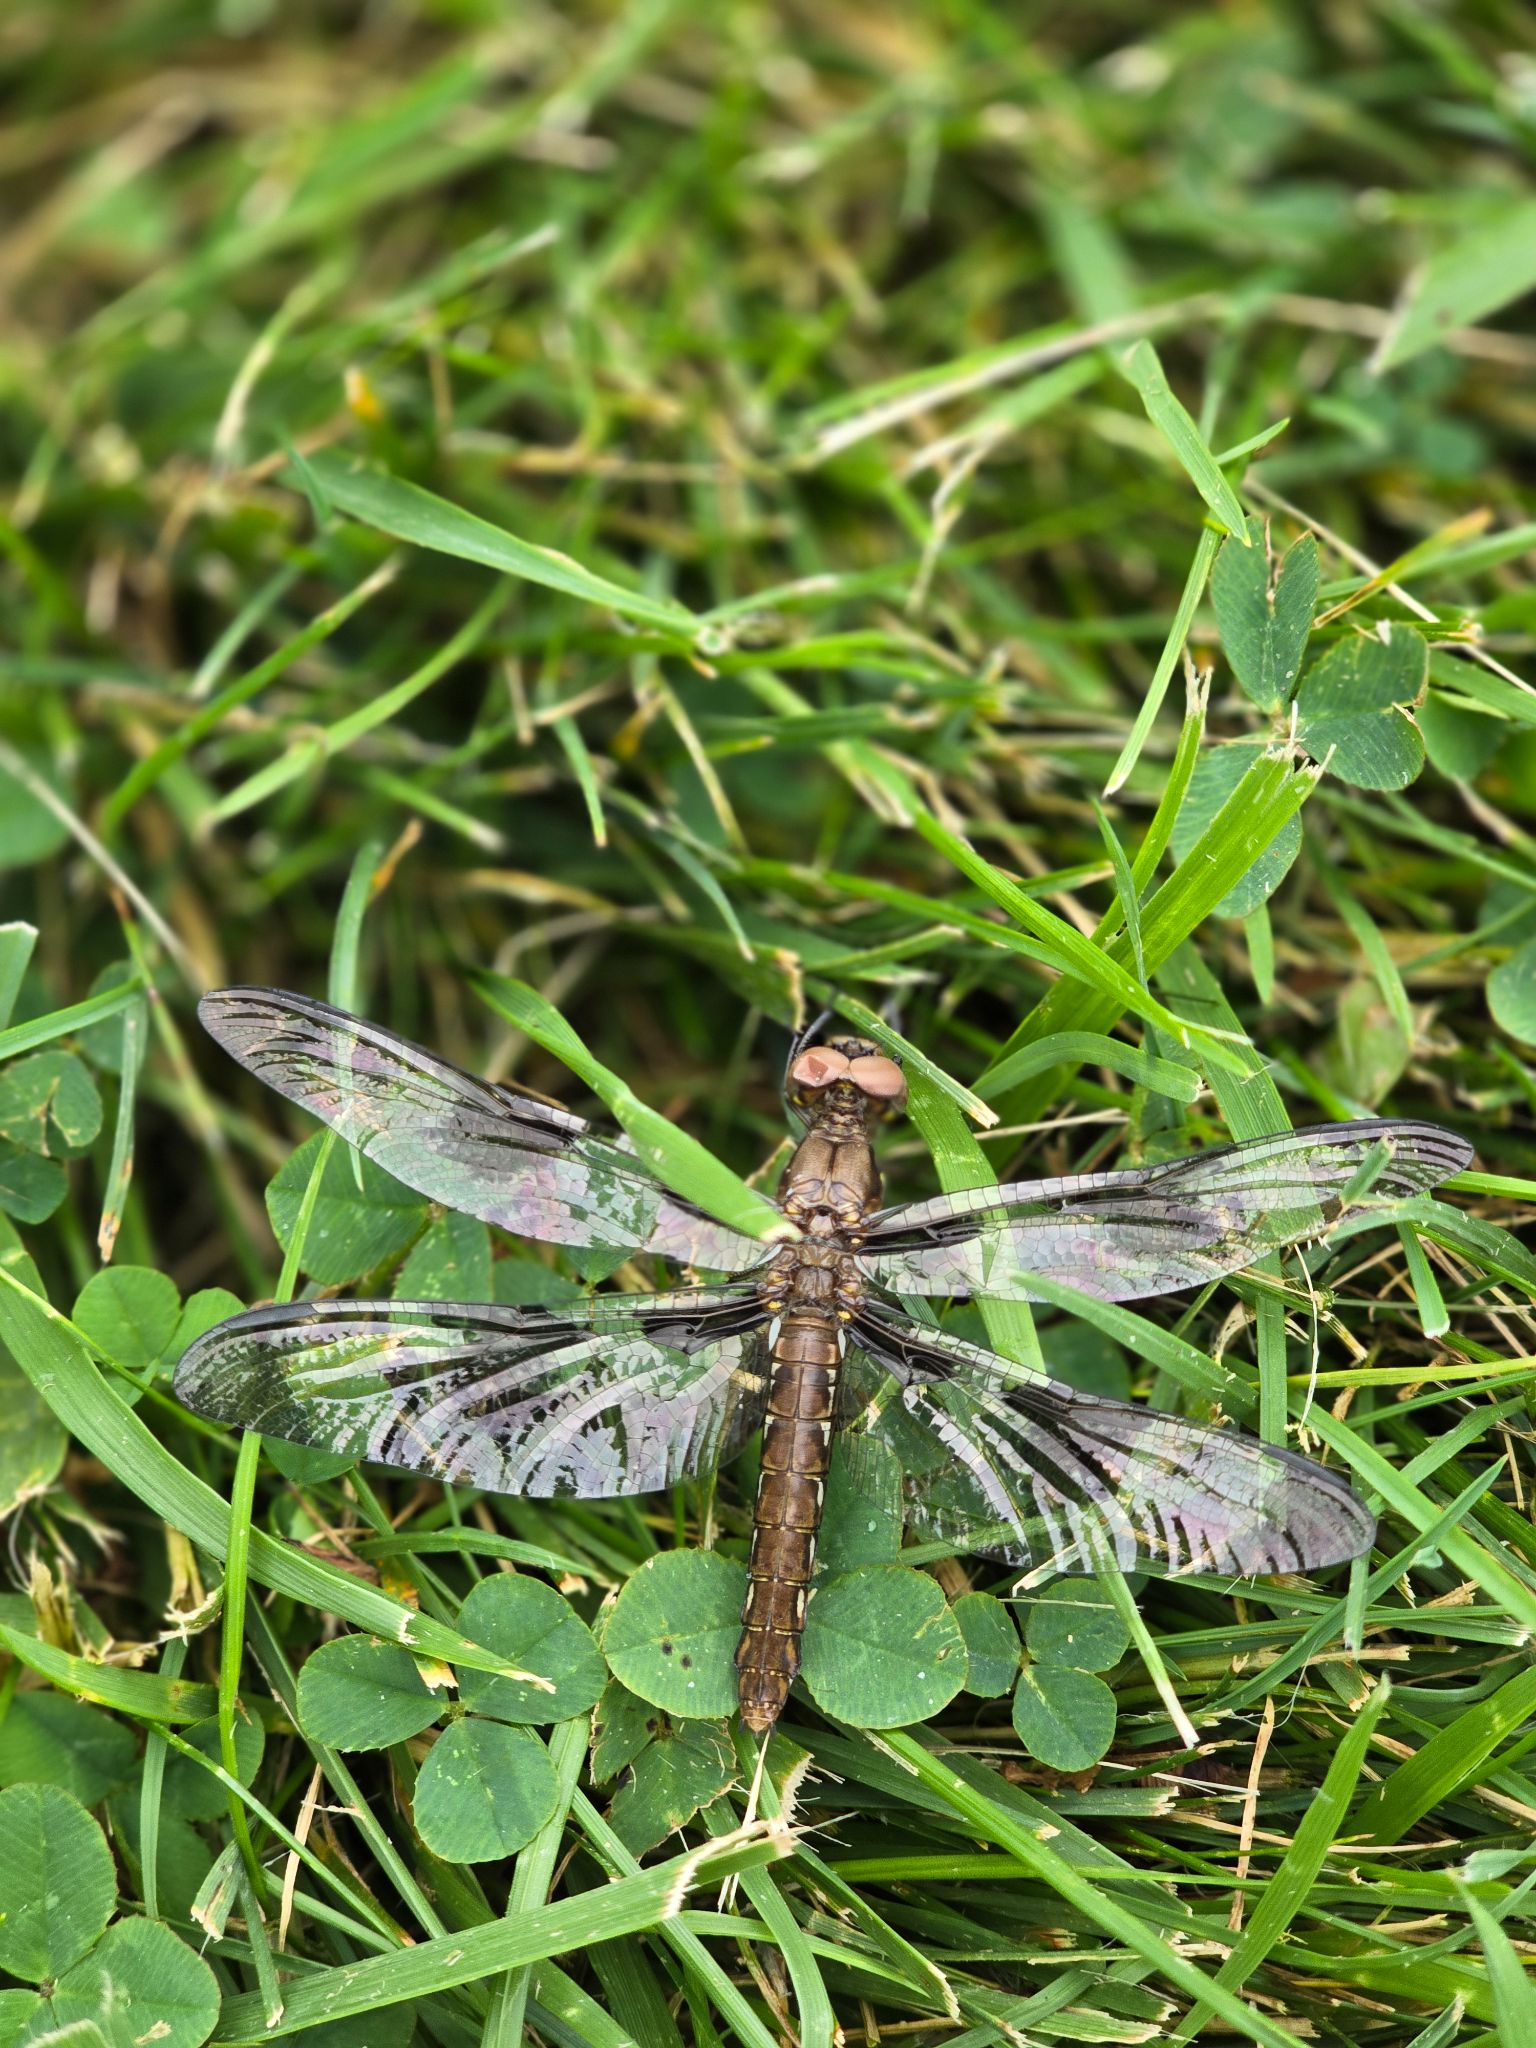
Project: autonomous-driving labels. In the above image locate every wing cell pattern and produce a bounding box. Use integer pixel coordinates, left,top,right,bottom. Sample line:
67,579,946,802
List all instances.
199,988,769,1271
175,1289,770,1498
847,1310,1376,1579
862,1120,1472,1303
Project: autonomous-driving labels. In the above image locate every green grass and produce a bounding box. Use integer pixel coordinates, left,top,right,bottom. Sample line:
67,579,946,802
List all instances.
3,4,1536,2044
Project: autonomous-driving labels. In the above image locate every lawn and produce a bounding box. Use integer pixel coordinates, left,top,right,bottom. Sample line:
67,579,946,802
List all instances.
2,4,1536,2045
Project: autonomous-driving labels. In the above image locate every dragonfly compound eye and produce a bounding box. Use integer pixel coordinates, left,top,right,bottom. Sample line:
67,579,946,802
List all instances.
848,1054,907,1104
790,1046,851,1090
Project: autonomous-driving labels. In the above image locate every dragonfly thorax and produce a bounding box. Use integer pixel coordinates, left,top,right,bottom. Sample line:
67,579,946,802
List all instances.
777,1127,882,1230
758,1238,861,1316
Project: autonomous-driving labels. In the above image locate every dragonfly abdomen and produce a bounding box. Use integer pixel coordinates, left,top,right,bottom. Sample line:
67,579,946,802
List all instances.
735,1314,839,1735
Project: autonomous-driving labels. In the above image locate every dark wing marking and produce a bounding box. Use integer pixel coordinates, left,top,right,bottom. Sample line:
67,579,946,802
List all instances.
200,987,769,1271
860,1120,1471,1303
174,1288,770,1497
842,1307,1375,1578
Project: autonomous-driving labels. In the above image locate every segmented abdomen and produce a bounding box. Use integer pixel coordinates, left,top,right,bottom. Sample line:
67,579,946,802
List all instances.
735,1315,838,1735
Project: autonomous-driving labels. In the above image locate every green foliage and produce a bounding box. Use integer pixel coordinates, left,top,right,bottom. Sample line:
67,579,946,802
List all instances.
1118,341,1249,539
818,1436,904,1570
800,1567,968,1727
602,1551,745,1719
0,1693,136,1804
1211,518,1319,712
0,753,69,870
296,1636,442,1751
474,973,788,1244
0,1146,62,1224
305,454,701,639
1420,688,1505,783
456,1572,608,1724
0,1052,102,1158
590,1678,661,1782
1490,941,1536,1046
1011,1663,1118,1773
1294,626,1429,789
413,1719,560,1862
163,1718,265,1821
951,1591,1021,1698
173,1287,246,1353
25,1918,220,2048
0,1050,99,1218
1022,1579,1131,1673
267,1131,429,1285
1009,1581,1127,1769
1375,196,1536,371
1170,744,1304,917
607,1717,736,1854
2,5,1534,2042
74,1265,181,1376
0,1783,116,1981
394,1210,493,1301
0,1344,66,1509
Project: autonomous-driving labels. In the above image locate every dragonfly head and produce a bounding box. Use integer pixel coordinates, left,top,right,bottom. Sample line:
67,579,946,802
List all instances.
786,1034,907,1127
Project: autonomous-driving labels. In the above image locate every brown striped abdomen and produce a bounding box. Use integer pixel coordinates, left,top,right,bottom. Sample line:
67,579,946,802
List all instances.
735,1316,838,1735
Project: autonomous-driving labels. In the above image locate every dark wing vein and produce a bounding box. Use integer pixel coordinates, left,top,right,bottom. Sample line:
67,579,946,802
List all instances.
860,1119,1471,1303
845,1307,1375,1578
174,1288,770,1497
200,987,770,1270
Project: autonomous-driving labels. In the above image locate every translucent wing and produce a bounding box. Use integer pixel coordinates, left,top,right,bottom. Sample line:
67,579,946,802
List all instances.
844,1307,1375,1578
861,1120,1471,1304
175,1288,770,1497
200,987,770,1271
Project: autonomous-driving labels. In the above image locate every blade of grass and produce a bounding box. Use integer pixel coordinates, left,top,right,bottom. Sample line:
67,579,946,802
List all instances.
208,576,510,825
1356,1662,1536,1848
140,1635,186,1923
878,1728,1311,2048
1461,1892,1536,2038
793,294,1223,463
699,1800,834,2048
482,1717,589,2048
96,990,147,1261
912,805,1254,1075
1118,339,1250,539
1104,528,1220,795
0,923,37,1027
1306,1407,1536,1639
0,974,145,1062
1168,1681,1391,2041
974,1030,1200,1105
471,970,790,1243
0,1621,220,1722
209,1828,791,2043
906,1070,1040,1371
984,750,1318,1124
303,452,703,638
102,556,401,834
572,1790,782,2048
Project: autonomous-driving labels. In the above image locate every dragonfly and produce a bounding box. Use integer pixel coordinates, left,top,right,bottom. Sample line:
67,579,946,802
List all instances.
175,988,1472,1735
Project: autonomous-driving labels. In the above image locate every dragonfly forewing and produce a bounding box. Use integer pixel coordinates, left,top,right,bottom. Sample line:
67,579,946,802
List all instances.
860,1120,1473,1303
200,988,771,1271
